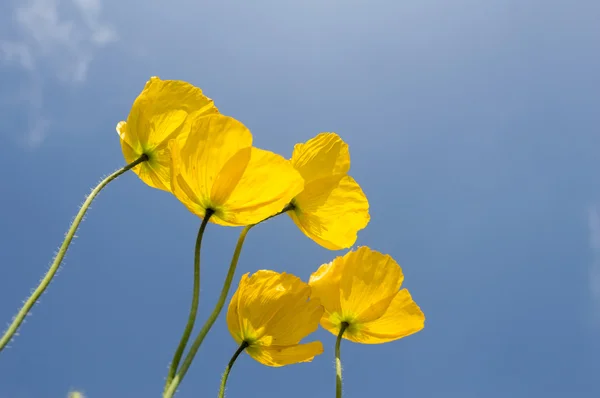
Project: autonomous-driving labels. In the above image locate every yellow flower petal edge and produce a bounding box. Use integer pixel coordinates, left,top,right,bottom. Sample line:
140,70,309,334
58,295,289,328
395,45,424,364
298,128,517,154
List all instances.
290,132,350,182
246,342,324,367
226,270,324,367
170,114,304,226
290,175,369,250
287,133,370,250
116,76,219,190
309,246,425,344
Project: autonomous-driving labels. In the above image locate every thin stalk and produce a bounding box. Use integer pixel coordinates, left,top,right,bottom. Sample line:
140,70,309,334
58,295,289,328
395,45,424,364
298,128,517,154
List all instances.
0,154,148,353
164,210,214,391
163,225,253,398
335,322,349,398
218,341,249,398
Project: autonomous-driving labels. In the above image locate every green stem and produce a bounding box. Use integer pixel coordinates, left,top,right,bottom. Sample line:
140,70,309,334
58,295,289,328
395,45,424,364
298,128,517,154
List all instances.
260,202,295,223
335,322,349,398
163,224,253,398
218,341,249,398
0,154,148,353
164,210,213,392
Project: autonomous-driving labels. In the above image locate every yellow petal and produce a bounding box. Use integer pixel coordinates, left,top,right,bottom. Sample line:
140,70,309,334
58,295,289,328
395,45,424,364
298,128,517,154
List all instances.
126,76,218,148
216,148,304,226
308,259,344,319
226,273,248,344
179,115,253,201
310,248,424,344
235,270,293,342
349,289,425,344
258,286,322,346
247,341,324,367
117,121,140,155
169,114,253,219
143,146,174,190
119,126,171,190
338,247,404,323
236,271,305,341
119,126,142,165
169,139,206,217
290,175,369,250
318,315,341,338
290,133,350,183
118,77,219,190
228,271,325,367
210,147,252,205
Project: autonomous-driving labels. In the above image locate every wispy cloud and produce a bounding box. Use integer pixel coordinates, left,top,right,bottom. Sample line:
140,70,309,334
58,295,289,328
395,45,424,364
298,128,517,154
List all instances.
587,205,600,316
0,0,117,147
0,41,35,71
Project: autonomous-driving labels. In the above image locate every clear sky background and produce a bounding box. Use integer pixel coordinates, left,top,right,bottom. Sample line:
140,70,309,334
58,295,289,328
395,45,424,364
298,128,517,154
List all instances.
1,0,599,397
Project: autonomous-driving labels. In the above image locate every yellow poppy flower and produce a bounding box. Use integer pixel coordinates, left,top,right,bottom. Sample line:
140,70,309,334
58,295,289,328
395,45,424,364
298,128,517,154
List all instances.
309,246,425,344
116,76,218,191
226,270,324,367
287,133,370,250
169,114,304,226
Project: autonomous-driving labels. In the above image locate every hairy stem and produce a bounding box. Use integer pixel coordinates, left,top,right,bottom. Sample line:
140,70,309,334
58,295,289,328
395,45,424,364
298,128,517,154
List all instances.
335,322,349,398
0,154,148,352
218,341,249,398
163,225,253,398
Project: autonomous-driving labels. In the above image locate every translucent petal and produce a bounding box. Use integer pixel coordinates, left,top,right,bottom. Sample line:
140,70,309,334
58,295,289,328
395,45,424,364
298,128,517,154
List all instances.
218,148,304,226
169,140,208,217
290,175,369,250
117,121,139,156
169,115,253,219
310,248,425,344
227,270,323,363
308,259,344,317
258,287,322,346
210,148,252,205
117,77,219,190
318,315,340,337
339,247,404,323
180,115,253,201
126,77,218,148
290,133,350,183
247,342,323,367
349,289,425,344
144,146,174,190
226,273,247,344
118,128,169,190
119,127,140,165
236,271,306,341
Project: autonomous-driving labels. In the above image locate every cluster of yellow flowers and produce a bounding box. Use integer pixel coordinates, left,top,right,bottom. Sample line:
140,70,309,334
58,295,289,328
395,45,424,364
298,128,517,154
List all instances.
119,76,425,396
0,76,425,398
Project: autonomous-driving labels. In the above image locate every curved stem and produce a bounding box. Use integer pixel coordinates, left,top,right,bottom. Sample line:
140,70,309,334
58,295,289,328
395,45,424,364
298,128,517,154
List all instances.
335,322,349,398
0,154,148,353
259,202,295,224
218,341,249,398
163,225,253,398
164,210,213,391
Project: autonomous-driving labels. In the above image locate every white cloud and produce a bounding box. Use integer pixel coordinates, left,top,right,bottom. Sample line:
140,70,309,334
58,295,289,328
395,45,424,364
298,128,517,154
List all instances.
0,41,35,70
0,0,117,147
3,0,117,82
25,117,51,148
72,0,118,46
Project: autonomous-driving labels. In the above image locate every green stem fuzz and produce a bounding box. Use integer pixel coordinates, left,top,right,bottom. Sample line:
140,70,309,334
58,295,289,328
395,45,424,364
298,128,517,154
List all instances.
336,322,349,398
0,154,147,353
218,341,249,398
163,224,254,398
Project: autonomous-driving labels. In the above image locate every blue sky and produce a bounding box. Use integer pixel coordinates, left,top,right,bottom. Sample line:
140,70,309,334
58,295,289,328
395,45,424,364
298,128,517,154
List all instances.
1,0,599,397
